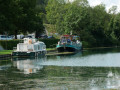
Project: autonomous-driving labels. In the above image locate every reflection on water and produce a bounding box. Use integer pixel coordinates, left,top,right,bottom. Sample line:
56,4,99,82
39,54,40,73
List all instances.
0,48,120,89
13,57,46,74
43,52,120,67
0,65,11,70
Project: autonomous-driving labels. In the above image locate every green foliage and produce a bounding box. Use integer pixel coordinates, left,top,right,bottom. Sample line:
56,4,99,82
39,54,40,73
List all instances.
0,50,13,55
39,39,59,48
36,0,48,23
45,0,120,47
113,15,120,40
1,0,120,48
64,2,89,34
0,40,21,50
0,39,59,50
0,0,44,38
82,41,89,48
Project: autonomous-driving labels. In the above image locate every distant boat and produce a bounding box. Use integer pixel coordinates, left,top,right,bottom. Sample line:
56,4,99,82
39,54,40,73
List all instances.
12,38,46,57
56,35,82,52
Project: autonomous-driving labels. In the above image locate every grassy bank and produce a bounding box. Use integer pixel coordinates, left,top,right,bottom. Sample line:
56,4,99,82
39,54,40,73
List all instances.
0,50,13,55
0,48,56,55
0,46,119,56
46,48,56,51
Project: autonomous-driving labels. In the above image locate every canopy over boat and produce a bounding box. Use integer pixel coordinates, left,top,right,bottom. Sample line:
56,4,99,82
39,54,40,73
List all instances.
56,35,82,52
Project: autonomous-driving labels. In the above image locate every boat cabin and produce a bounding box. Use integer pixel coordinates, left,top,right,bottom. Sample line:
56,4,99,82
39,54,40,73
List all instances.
56,35,82,52
60,35,80,44
16,38,46,52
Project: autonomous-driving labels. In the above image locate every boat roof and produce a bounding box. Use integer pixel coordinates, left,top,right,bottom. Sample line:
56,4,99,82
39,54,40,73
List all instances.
63,35,73,37
62,35,79,37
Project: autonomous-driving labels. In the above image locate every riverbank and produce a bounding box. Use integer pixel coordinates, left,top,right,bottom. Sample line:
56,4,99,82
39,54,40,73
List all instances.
0,48,56,55
83,46,120,50
0,46,119,60
0,48,57,60
0,50,13,55
0,48,76,60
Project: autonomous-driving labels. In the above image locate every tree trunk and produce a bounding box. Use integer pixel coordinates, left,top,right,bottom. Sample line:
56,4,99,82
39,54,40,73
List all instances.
35,30,39,38
15,30,18,39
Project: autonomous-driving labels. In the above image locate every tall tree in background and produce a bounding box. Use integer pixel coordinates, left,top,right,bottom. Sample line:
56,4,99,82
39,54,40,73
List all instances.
0,0,21,35
46,0,90,34
88,4,110,46
64,0,89,34
112,14,120,40
46,0,120,47
1,0,120,47
46,0,66,34
0,0,44,39
36,0,48,23
18,0,44,38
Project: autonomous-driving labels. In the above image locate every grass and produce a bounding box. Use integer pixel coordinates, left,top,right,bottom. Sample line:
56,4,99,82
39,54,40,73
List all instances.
46,48,56,51
0,50,13,55
0,48,56,55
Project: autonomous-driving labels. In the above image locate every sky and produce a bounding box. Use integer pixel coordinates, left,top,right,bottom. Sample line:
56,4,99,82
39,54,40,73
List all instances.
88,0,120,12
70,0,120,12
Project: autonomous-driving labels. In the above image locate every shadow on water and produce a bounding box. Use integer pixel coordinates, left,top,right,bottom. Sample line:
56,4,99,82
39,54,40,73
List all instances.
0,48,120,89
83,47,120,56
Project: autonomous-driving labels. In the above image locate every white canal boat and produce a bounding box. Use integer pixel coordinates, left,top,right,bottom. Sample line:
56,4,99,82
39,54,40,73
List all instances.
12,38,46,57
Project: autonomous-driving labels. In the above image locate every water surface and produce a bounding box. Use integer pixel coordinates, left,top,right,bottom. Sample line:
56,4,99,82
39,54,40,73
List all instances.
0,48,120,90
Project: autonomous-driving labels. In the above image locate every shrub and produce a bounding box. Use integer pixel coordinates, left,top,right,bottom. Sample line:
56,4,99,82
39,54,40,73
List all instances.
0,40,21,50
39,39,59,48
0,39,59,50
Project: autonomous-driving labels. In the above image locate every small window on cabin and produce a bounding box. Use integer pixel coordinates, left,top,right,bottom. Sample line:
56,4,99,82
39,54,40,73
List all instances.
34,45,37,51
38,45,40,50
43,46,45,49
1,36,6,38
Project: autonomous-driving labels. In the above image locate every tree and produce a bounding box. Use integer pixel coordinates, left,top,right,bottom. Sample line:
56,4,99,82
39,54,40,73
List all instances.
0,0,44,38
45,0,120,47
0,0,20,35
46,0,67,34
35,0,48,23
64,0,89,34
88,4,110,46
113,14,120,40
108,6,117,14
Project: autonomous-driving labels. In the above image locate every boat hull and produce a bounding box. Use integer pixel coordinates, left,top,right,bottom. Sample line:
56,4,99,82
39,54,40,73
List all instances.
56,44,82,52
12,51,46,57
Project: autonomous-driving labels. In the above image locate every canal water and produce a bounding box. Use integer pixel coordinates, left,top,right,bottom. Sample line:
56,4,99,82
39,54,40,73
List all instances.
0,48,120,90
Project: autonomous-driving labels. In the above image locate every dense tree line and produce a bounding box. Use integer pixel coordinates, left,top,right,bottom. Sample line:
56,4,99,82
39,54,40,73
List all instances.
0,0,44,38
45,0,120,47
0,0,120,47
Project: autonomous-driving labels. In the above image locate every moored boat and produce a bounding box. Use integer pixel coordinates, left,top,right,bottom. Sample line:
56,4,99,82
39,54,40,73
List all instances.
56,35,82,52
12,38,46,57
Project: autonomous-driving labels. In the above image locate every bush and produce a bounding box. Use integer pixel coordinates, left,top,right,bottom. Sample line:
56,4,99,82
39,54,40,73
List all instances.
0,40,21,50
0,39,59,50
82,41,92,48
39,39,59,48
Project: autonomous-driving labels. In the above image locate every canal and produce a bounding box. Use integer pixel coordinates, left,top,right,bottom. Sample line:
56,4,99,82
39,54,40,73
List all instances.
0,48,120,90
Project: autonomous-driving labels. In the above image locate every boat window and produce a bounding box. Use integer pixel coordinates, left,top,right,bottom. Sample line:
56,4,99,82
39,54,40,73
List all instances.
61,37,66,43
1,36,6,38
34,45,37,51
38,45,40,50
43,45,46,49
